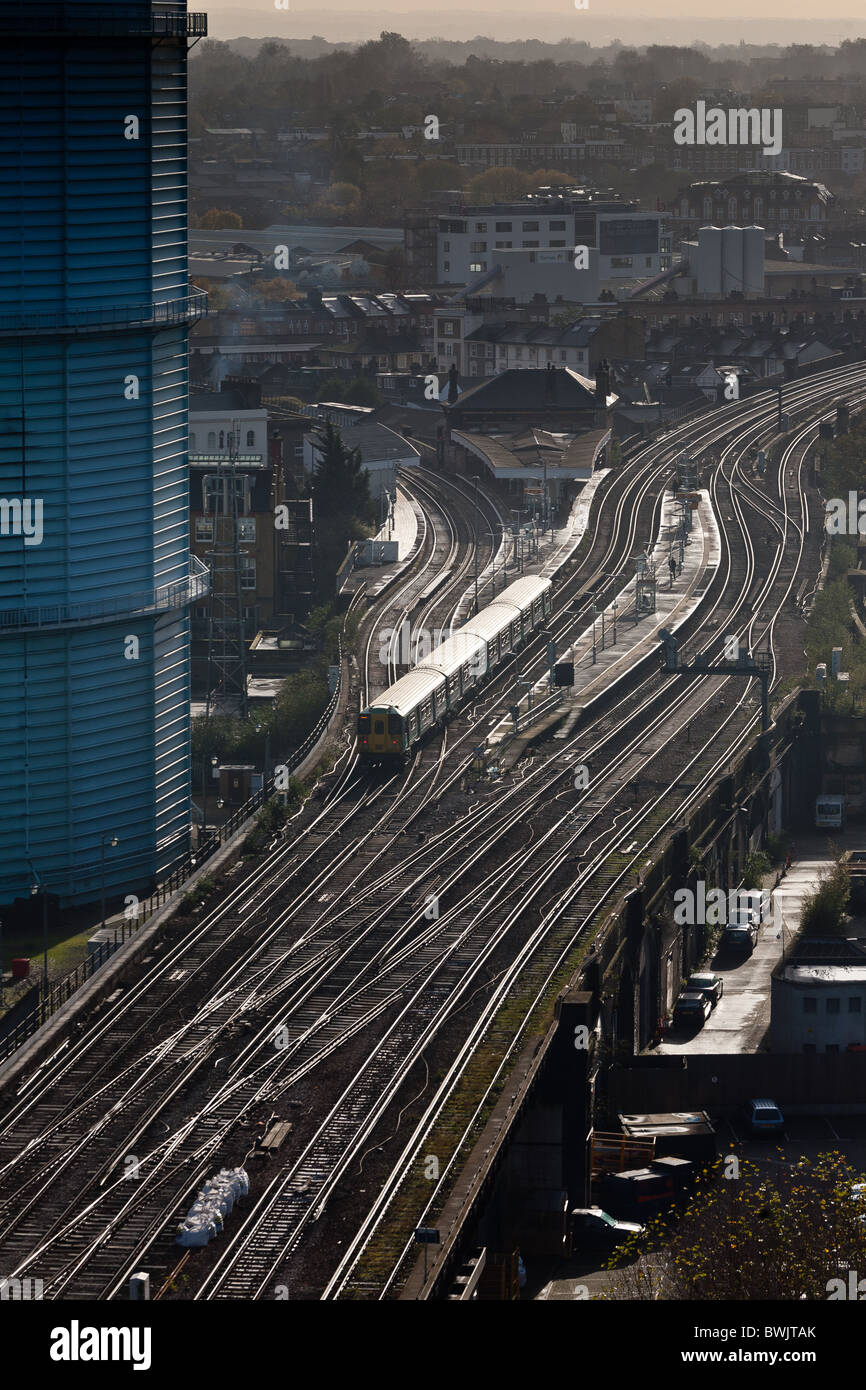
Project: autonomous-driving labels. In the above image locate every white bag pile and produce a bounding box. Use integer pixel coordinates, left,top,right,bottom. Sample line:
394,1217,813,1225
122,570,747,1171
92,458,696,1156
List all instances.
176,1167,250,1247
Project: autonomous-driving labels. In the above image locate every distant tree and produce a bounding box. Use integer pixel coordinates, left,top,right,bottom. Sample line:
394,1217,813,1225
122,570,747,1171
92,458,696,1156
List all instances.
468,166,535,203
254,277,303,303
190,277,230,311
311,418,373,523
323,181,362,208
415,160,464,196
199,208,243,229
529,167,574,187
608,1154,866,1301
799,856,850,938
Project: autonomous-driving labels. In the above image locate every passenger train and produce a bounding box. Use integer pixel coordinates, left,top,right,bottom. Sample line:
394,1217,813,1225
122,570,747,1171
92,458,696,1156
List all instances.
358,575,553,763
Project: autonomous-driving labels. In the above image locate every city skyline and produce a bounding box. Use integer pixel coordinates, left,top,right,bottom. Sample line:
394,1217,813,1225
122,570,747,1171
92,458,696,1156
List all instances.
202,1,866,46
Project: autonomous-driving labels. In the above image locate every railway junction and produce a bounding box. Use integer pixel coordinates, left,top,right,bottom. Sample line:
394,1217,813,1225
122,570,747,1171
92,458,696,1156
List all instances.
0,361,861,1301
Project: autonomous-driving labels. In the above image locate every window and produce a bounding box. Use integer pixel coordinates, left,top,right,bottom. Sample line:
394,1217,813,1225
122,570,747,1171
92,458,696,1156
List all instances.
550,220,566,230
443,239,450,251
470,240,487,253
850,997,862,1012
443,261,450,272
495,221,512,232
293,442,304,458
207,431,216,449
522,221,539,231
245,430,255,448
550,240,566,247
237,518,256,542
522,240,539,248
559,350,568,361
827,998,840,1014
442,321,454,336
469,262,486,272
194,518,213,542
803,998,817,1013
495,241,513,249
646,256,653,267
475,222,487,232
240,557,256,589
610,256,633,269
803,1043,817,1054
826,1043,840,1054
189,432,196,449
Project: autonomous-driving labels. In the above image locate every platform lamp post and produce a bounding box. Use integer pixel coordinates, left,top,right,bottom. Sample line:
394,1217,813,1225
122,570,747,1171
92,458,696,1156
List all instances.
472,476,481,614
591,602,598,664
612,597,618,645
25,858,48,997
202,754,218,837
100,833,119,932
254,722,272,784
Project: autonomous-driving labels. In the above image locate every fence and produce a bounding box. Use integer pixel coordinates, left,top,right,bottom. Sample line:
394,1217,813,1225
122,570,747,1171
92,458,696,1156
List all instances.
0,292,208,339
0,640,344,1065
0,6,208,39
0,556,210,632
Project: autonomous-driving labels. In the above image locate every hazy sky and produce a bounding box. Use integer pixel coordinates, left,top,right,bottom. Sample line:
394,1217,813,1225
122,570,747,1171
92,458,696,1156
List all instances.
200,0,866,42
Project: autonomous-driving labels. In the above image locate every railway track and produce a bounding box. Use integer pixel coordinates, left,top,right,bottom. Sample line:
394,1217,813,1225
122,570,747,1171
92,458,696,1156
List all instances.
0,361,861,1301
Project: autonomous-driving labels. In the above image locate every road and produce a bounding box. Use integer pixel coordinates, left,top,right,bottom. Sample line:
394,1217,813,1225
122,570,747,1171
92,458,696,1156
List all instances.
656,839,858,1055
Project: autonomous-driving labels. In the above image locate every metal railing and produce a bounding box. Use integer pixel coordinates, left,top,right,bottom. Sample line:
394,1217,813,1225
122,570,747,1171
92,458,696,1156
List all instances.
0,291,208,338
0,4,208,38
0,639,345,1064
512,689,563,734
0,555,210,632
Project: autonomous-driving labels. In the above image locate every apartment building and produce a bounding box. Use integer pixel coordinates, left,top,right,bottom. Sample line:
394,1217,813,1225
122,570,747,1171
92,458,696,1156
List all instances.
434,201,668,285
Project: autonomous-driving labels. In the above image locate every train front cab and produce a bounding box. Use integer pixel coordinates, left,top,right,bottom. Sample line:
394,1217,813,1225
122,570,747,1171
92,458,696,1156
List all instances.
358,707,407,761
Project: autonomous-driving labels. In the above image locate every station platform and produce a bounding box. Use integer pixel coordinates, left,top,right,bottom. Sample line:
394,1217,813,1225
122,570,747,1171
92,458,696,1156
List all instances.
486,488,721,759
451,469,611,628
340,485,422,600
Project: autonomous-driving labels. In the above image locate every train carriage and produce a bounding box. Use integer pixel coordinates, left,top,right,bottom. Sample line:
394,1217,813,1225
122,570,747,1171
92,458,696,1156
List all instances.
415,629,488,705
358,575,552,764
359,667,444,759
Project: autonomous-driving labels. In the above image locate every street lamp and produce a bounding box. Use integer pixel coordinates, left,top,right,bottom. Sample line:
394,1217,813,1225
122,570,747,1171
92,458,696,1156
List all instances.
100,832,119,932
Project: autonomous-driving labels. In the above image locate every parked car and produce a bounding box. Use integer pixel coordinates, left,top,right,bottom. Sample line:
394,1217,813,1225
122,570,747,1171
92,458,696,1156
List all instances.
721,921,758,955
686,972,724,1006
672,991,713,1029
730,903,761,930
571,1207,644,1249
743,1098,785,1137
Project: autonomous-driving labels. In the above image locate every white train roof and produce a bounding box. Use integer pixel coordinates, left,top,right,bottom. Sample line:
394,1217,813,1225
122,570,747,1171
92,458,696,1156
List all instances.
416,629,487,681
365,666,444,717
